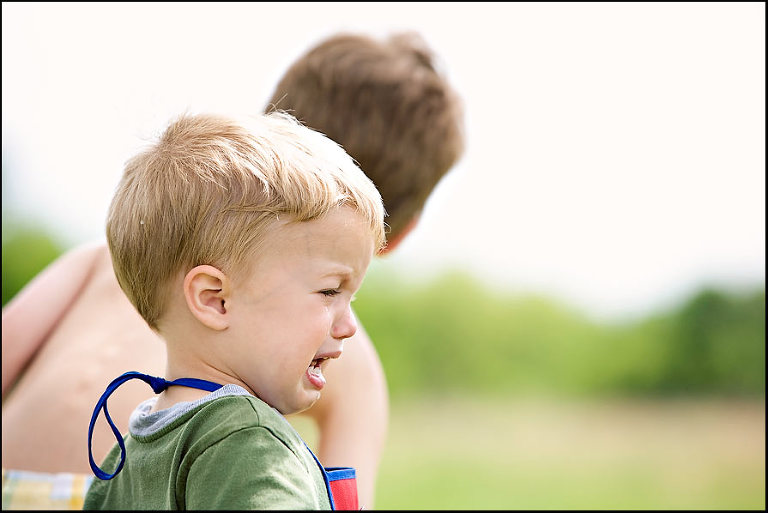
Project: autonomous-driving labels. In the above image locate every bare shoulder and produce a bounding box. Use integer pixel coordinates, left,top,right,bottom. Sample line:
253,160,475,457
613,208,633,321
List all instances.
54,240,118,294
68,240,110,273
57,239,106,266
26,239,107,291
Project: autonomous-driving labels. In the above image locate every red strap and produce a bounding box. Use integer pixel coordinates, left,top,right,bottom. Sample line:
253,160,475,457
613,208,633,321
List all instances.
329,476,358,510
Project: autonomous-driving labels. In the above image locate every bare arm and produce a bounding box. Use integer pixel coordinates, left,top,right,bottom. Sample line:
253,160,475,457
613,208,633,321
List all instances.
300,318,388,509
1,241,103,398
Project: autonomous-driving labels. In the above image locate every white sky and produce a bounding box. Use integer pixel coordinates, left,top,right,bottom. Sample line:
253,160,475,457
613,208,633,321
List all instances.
2,2,765,321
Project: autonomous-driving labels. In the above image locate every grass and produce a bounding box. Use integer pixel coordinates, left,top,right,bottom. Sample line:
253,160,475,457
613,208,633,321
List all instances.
294,395,765,510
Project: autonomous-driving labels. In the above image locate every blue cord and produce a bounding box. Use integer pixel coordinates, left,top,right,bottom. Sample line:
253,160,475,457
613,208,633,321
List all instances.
87,371,222,480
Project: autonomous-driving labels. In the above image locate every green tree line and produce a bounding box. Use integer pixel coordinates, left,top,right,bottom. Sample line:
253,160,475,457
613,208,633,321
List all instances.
353,268,764,399
3,223,764,398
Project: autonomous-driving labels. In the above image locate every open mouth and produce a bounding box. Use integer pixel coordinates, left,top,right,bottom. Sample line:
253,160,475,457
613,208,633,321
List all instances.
306,357,329,389
311,357,329,368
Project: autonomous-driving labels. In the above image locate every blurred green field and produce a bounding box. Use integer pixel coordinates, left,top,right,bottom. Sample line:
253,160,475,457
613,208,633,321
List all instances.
298,396,765,509
352,261,765,400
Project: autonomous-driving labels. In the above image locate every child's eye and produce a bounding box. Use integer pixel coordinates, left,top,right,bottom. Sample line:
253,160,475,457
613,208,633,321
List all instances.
320,289,341,297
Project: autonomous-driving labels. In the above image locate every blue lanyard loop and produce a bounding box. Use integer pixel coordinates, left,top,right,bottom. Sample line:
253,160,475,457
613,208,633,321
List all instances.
87,371,223,480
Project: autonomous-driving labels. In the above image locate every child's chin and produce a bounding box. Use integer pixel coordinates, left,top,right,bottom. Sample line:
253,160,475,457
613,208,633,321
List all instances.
279,393,321,416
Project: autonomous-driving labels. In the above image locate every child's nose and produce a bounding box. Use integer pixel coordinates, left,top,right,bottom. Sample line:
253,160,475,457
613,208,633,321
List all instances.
331,306,357,340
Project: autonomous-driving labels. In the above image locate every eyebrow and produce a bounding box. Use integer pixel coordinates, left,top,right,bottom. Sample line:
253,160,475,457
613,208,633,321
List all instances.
319,265,355,279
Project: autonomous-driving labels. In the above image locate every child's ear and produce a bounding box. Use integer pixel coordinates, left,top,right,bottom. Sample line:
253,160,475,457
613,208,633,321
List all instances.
183,265,230,331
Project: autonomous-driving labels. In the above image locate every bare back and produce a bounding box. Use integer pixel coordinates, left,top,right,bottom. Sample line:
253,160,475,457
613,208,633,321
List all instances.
1,246,166,473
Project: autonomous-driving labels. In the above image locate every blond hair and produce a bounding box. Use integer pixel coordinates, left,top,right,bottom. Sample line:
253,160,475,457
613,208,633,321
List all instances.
267,32,464,240
107,112,385,330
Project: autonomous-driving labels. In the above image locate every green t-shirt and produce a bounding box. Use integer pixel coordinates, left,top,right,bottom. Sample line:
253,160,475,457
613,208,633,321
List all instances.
83,385,330,510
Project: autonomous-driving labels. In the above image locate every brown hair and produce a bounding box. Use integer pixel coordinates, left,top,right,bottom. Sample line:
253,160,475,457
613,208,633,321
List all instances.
266,32,464,241
107,112,385,330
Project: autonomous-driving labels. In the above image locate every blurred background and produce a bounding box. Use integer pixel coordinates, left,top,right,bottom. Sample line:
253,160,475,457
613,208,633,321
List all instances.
2,2,764,509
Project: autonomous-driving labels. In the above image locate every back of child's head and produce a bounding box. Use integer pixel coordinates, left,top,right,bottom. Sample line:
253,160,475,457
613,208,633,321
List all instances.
266,32,464,242
107,112,385,331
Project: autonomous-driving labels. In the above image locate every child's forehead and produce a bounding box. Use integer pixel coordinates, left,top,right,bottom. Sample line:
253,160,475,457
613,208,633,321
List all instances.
245,207,374,266
274,207,370,240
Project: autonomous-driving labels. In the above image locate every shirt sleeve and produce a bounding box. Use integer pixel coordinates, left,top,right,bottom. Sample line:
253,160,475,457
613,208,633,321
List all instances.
184,426,321,510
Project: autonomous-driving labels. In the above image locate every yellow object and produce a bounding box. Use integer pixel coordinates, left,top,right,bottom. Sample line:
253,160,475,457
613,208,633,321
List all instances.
1,468,93,510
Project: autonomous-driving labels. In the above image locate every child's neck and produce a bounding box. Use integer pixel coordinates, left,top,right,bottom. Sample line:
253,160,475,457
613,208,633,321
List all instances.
152,385,212,413
151,354,257,413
